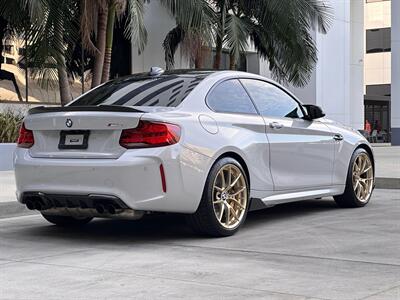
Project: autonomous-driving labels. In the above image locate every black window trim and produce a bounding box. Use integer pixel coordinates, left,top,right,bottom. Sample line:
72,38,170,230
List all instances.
205,78,259,116
238,77,307,119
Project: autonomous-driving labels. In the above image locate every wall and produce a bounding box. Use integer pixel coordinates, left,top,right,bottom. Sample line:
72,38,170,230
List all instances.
391,0,400,145
0,144,15,171
131,0,190,73
0,102,58,114
349,0,365,130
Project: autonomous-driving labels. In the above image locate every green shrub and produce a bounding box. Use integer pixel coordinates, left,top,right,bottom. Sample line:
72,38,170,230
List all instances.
0,109,24,143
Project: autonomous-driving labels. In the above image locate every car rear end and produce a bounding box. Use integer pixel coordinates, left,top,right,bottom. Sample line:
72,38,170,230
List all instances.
14,71,213,218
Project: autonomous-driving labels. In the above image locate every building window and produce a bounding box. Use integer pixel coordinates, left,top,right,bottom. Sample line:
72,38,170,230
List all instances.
4,45,13,55
364,102,390,138
366,28,391,53
5,57,15,65
366,0,390,3
366,84,391,97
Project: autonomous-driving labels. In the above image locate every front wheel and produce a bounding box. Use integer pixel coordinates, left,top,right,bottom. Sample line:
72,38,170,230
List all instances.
41,214,93,227
334,148,374,208
186,157,250,237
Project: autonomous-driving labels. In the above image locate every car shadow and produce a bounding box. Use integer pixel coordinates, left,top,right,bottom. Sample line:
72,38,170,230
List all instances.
244,198,338,229
18,198,339,244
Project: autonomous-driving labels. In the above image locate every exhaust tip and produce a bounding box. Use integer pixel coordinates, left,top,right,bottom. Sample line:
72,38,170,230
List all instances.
25,200,35,210
95,204,105,214
34,201,43,211
106,204,116,215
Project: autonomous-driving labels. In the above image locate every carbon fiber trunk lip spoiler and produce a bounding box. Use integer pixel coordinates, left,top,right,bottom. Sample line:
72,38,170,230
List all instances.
27,105,143,115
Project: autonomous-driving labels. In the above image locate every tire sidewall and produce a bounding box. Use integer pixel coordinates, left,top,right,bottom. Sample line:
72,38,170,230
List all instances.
202,157,250,236
346,148,374,206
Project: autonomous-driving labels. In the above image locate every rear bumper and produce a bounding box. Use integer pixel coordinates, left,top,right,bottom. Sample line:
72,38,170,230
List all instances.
14,145,212,213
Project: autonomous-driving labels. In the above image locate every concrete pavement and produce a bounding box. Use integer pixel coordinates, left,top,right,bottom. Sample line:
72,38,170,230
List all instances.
0,189,399,299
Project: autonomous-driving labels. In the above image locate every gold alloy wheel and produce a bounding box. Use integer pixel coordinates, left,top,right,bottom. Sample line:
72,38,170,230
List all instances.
212,164,248,229
352,153,374,202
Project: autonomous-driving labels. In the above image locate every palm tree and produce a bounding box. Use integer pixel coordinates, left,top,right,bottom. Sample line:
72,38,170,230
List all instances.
161,0,216,69
101,0,147,83
0,0,80,105
81,0,147,88
219,0,333,86
0,16,24,101
163,0,333,88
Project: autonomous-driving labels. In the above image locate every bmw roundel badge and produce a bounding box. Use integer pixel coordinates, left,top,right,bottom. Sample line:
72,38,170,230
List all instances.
66,119,73,128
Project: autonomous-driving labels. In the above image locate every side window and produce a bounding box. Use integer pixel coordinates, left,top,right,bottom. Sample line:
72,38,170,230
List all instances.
207,79,257,114
241,79,304,119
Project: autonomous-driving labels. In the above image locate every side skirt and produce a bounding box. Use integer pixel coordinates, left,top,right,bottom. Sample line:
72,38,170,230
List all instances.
249,186,344,211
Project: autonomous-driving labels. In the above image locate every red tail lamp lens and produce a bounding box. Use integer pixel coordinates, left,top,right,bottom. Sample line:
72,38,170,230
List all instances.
17,123,34,148
119,121,181,149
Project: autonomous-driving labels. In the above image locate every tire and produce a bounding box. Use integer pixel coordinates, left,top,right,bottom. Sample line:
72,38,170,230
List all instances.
186,157,250,237
41,214,93,227
334,148,374,208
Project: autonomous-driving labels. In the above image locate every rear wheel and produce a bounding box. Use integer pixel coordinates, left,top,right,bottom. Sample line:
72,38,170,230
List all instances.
186,157,249,237
41,214,93,227
334,148,374,208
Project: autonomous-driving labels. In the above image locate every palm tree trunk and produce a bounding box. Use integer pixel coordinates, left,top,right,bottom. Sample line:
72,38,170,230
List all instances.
213,0,226,69
213,35,223,69
101,1,116,83
194,47,203,68
58,62,72,106
54,18,72,106
91,6,108,88
229,53,236,70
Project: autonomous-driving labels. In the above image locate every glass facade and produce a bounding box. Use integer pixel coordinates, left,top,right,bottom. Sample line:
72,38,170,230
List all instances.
364,0,391,142
364,101,390,142
366,28,391,53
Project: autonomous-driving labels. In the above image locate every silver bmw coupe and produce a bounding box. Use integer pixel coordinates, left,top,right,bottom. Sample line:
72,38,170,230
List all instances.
14,69,375,236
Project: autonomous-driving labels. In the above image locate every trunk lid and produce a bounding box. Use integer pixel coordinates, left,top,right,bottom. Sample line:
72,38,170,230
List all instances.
25,106,144,159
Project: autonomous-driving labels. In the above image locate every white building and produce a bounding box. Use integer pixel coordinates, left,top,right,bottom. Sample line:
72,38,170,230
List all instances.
364,0,392,142
131,0,399,145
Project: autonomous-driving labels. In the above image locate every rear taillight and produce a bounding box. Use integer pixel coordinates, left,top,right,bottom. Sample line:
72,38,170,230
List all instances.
119,121,181,149
17,123,34,148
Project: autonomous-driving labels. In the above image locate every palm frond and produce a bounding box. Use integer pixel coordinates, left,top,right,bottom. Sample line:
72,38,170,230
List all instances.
124,0,147,53
290,0,333,34
80,0,100,55
162,25,184,70
224,14,250,63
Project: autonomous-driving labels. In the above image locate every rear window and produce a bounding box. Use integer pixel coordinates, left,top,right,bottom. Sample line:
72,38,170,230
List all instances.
69,74,206,107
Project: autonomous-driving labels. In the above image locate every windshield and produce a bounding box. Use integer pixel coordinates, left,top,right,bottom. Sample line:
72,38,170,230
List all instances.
69,74,206,107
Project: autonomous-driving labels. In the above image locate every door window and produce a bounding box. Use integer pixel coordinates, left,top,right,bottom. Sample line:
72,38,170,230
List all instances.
241,79,304,118
207,79,258,114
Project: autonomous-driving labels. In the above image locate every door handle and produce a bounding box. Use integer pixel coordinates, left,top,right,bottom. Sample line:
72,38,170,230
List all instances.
269,122,284,129
333,134,343,141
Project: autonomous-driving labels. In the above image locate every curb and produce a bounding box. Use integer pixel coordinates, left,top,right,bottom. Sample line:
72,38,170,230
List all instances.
375,177,400,190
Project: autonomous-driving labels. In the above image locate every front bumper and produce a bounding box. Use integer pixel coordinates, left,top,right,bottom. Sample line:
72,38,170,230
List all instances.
14,145,212,214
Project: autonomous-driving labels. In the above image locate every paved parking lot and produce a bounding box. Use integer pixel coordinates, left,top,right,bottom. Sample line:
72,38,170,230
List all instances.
0,189,399,299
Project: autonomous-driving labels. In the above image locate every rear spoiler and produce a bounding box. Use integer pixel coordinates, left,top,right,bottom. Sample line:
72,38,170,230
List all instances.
27,105,143,115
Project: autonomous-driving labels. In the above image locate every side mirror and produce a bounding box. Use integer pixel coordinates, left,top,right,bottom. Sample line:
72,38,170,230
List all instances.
303,104,325,120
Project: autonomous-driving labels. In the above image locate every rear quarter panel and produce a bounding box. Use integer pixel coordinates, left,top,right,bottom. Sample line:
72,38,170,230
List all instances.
142,109,273,196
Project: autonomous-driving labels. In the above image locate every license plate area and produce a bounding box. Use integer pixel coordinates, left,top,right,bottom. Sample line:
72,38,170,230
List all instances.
58,130,90,150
